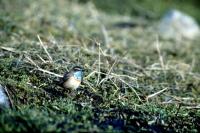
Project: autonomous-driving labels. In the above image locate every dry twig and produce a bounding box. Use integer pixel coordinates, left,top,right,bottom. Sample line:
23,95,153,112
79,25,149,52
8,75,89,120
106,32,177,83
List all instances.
37,35,53,62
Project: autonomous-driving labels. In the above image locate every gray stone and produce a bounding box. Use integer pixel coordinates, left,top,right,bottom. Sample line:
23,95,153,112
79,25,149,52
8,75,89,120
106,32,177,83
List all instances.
158,9,200,39
0,84,11,109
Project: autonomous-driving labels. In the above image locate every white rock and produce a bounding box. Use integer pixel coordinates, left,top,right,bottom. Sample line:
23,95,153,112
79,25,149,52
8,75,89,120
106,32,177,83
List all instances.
158,9,200,39
0,85,11,109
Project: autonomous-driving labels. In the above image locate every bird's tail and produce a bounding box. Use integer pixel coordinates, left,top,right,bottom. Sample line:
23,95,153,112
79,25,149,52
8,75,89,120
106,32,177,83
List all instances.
53,77,63,87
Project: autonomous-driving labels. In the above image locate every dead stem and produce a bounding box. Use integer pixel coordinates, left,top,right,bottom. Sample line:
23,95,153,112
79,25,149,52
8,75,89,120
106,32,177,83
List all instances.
146,87,168,101
37,35,53,62
25,55,62,78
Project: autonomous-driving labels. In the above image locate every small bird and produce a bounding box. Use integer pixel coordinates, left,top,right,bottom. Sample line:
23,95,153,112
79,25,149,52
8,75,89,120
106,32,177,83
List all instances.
59,66,84,90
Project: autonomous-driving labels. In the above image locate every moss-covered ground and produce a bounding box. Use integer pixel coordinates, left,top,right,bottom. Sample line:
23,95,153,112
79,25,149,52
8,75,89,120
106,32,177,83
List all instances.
0,0,200,132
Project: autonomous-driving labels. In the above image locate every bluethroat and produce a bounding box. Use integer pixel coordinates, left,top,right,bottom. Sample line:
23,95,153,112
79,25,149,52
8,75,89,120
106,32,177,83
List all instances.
59,66,84,90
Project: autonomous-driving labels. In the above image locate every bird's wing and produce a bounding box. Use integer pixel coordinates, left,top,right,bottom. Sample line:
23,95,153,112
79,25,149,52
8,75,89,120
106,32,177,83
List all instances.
56,71,70,86
63,71,71,81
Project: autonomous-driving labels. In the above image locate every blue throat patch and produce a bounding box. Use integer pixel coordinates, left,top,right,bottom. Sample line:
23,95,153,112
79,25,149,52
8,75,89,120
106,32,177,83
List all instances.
73,71,83,80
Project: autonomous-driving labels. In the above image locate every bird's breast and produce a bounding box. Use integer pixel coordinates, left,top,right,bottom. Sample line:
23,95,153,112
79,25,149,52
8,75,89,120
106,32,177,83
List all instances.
63,76,81,90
